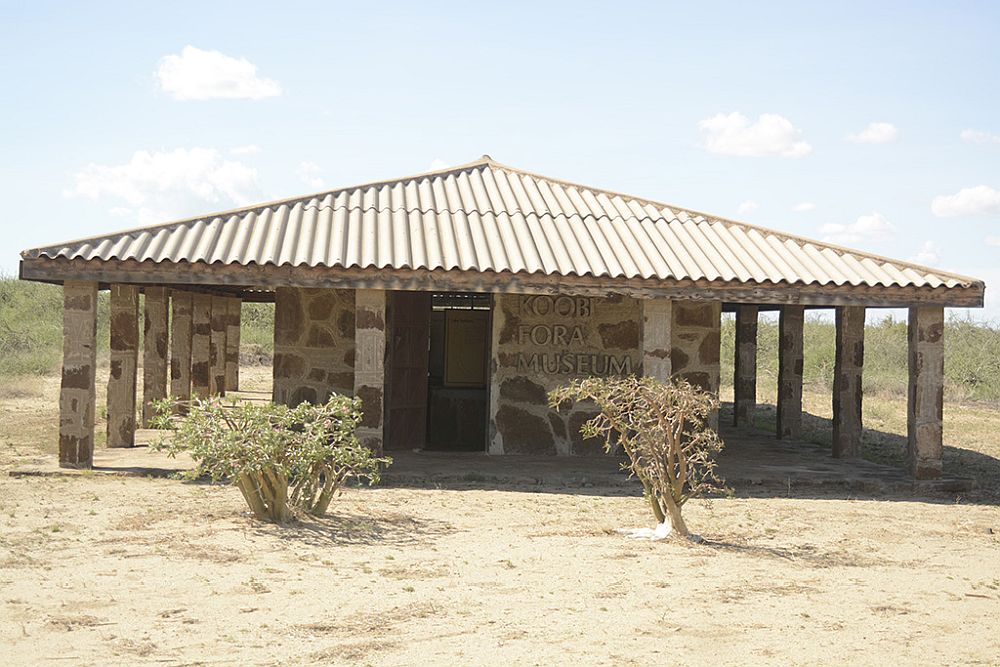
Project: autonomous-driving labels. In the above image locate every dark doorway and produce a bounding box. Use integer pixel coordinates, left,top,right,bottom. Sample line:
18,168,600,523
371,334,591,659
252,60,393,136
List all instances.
384,291,432,451
426,293,491,451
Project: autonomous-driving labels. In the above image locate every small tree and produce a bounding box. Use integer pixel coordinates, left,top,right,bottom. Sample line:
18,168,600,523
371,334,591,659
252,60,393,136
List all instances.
152,396,390,523
549,376,726,537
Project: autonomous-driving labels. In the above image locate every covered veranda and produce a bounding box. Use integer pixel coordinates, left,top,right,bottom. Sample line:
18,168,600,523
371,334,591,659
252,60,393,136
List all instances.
18,157,985,481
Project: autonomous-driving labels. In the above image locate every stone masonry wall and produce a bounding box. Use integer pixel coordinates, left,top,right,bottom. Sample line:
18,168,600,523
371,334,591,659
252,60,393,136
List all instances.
272,287,356,406
670,301,721,395
489,293,641,455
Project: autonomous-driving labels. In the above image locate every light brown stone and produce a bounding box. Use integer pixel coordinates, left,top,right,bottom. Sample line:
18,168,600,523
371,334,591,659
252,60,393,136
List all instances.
142,287,169,427
225,297,241,391
354,289,386,454
210,296,228,396
733,305,758,428
60,281,98,468
907,306,944,479
170,291,193,408
107,285,139,448
273,287,355,407
641,299,672,382
777,305,804,439
833,306,865,458
190,294,212,398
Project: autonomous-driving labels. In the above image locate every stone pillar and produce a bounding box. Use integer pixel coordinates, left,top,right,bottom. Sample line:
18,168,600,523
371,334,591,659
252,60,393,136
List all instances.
170,291,193,410
832,306,865,458
776,305,805,439
671,301,722,428
907,306,945,479
733,305,758,427
225,297,241,392
141,287,169,427
191,294,212,398
641,298,672,382
107,284,139,448
59,281,99,468
210,296,229,396
354,289,386,454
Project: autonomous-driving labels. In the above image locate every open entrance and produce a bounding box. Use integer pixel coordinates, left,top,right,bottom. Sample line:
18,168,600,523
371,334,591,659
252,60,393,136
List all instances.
385,292,491,452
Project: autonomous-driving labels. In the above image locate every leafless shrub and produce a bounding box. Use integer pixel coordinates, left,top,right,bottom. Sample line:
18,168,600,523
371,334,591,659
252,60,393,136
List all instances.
550,376,727,536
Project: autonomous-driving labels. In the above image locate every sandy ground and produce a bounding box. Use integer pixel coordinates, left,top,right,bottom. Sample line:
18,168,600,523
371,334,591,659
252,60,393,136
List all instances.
1,368,999,666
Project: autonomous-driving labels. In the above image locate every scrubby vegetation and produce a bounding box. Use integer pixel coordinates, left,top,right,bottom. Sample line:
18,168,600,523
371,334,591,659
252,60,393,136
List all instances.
152,395,389,523
721,312,1000,402
0,275,110,376
550,376,726,537
0,275,273,375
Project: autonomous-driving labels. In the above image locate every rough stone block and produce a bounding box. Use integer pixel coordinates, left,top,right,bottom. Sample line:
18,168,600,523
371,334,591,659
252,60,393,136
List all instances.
107,285,139,448
60,281,98,468
777,305,804,439
907,306,944,478
833,306,865,458
142,287,169,427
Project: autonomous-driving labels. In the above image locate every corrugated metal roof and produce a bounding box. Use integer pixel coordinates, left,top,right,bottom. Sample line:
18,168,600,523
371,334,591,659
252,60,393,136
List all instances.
22,156,980,290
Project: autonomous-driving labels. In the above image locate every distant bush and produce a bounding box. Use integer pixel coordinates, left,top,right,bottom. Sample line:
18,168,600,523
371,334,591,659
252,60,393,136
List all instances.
0,276,273,375
0,275,110,376
240,302,275,356
721,312,1000,402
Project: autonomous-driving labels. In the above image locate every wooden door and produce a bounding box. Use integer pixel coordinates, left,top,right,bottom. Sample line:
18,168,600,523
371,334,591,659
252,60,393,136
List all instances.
385,292,431,450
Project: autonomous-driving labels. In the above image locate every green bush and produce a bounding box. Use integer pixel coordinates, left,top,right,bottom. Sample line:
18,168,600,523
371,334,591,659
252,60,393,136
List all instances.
0,275,110,375
152,395,390,523
721,312,1000,402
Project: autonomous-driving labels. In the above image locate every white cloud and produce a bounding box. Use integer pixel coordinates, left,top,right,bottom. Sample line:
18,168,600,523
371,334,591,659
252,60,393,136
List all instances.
960,129,1000,145
65,147,261,224
847,122,899,144
910,241,940,265
156,46,282,101
297,161,325,189
931,185,1000,217
821,212,895,245
737,200,759,215
229,144,260,156
793,202,816,212
429,158,449,171
697,112,812,157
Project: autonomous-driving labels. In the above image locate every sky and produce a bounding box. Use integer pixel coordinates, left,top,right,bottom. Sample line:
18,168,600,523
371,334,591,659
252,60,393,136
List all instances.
1,1,998,319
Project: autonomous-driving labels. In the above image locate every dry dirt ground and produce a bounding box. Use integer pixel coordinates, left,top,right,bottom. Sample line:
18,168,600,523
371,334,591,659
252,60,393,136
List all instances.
1,368,999,666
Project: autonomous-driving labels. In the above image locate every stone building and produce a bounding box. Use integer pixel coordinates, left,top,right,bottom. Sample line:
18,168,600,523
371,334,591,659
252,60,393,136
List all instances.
19,157,984,479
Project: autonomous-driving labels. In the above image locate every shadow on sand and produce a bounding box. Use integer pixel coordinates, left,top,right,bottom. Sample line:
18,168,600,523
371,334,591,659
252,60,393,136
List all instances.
376,401,998,506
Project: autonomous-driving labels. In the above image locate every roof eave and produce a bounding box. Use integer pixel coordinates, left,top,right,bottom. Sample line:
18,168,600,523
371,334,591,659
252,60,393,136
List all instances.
18,257,986,309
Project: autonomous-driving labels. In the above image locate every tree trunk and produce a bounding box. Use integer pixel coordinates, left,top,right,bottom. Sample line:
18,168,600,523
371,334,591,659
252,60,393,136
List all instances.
662,495,689,536
236,473,269,520
640,478,665,524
